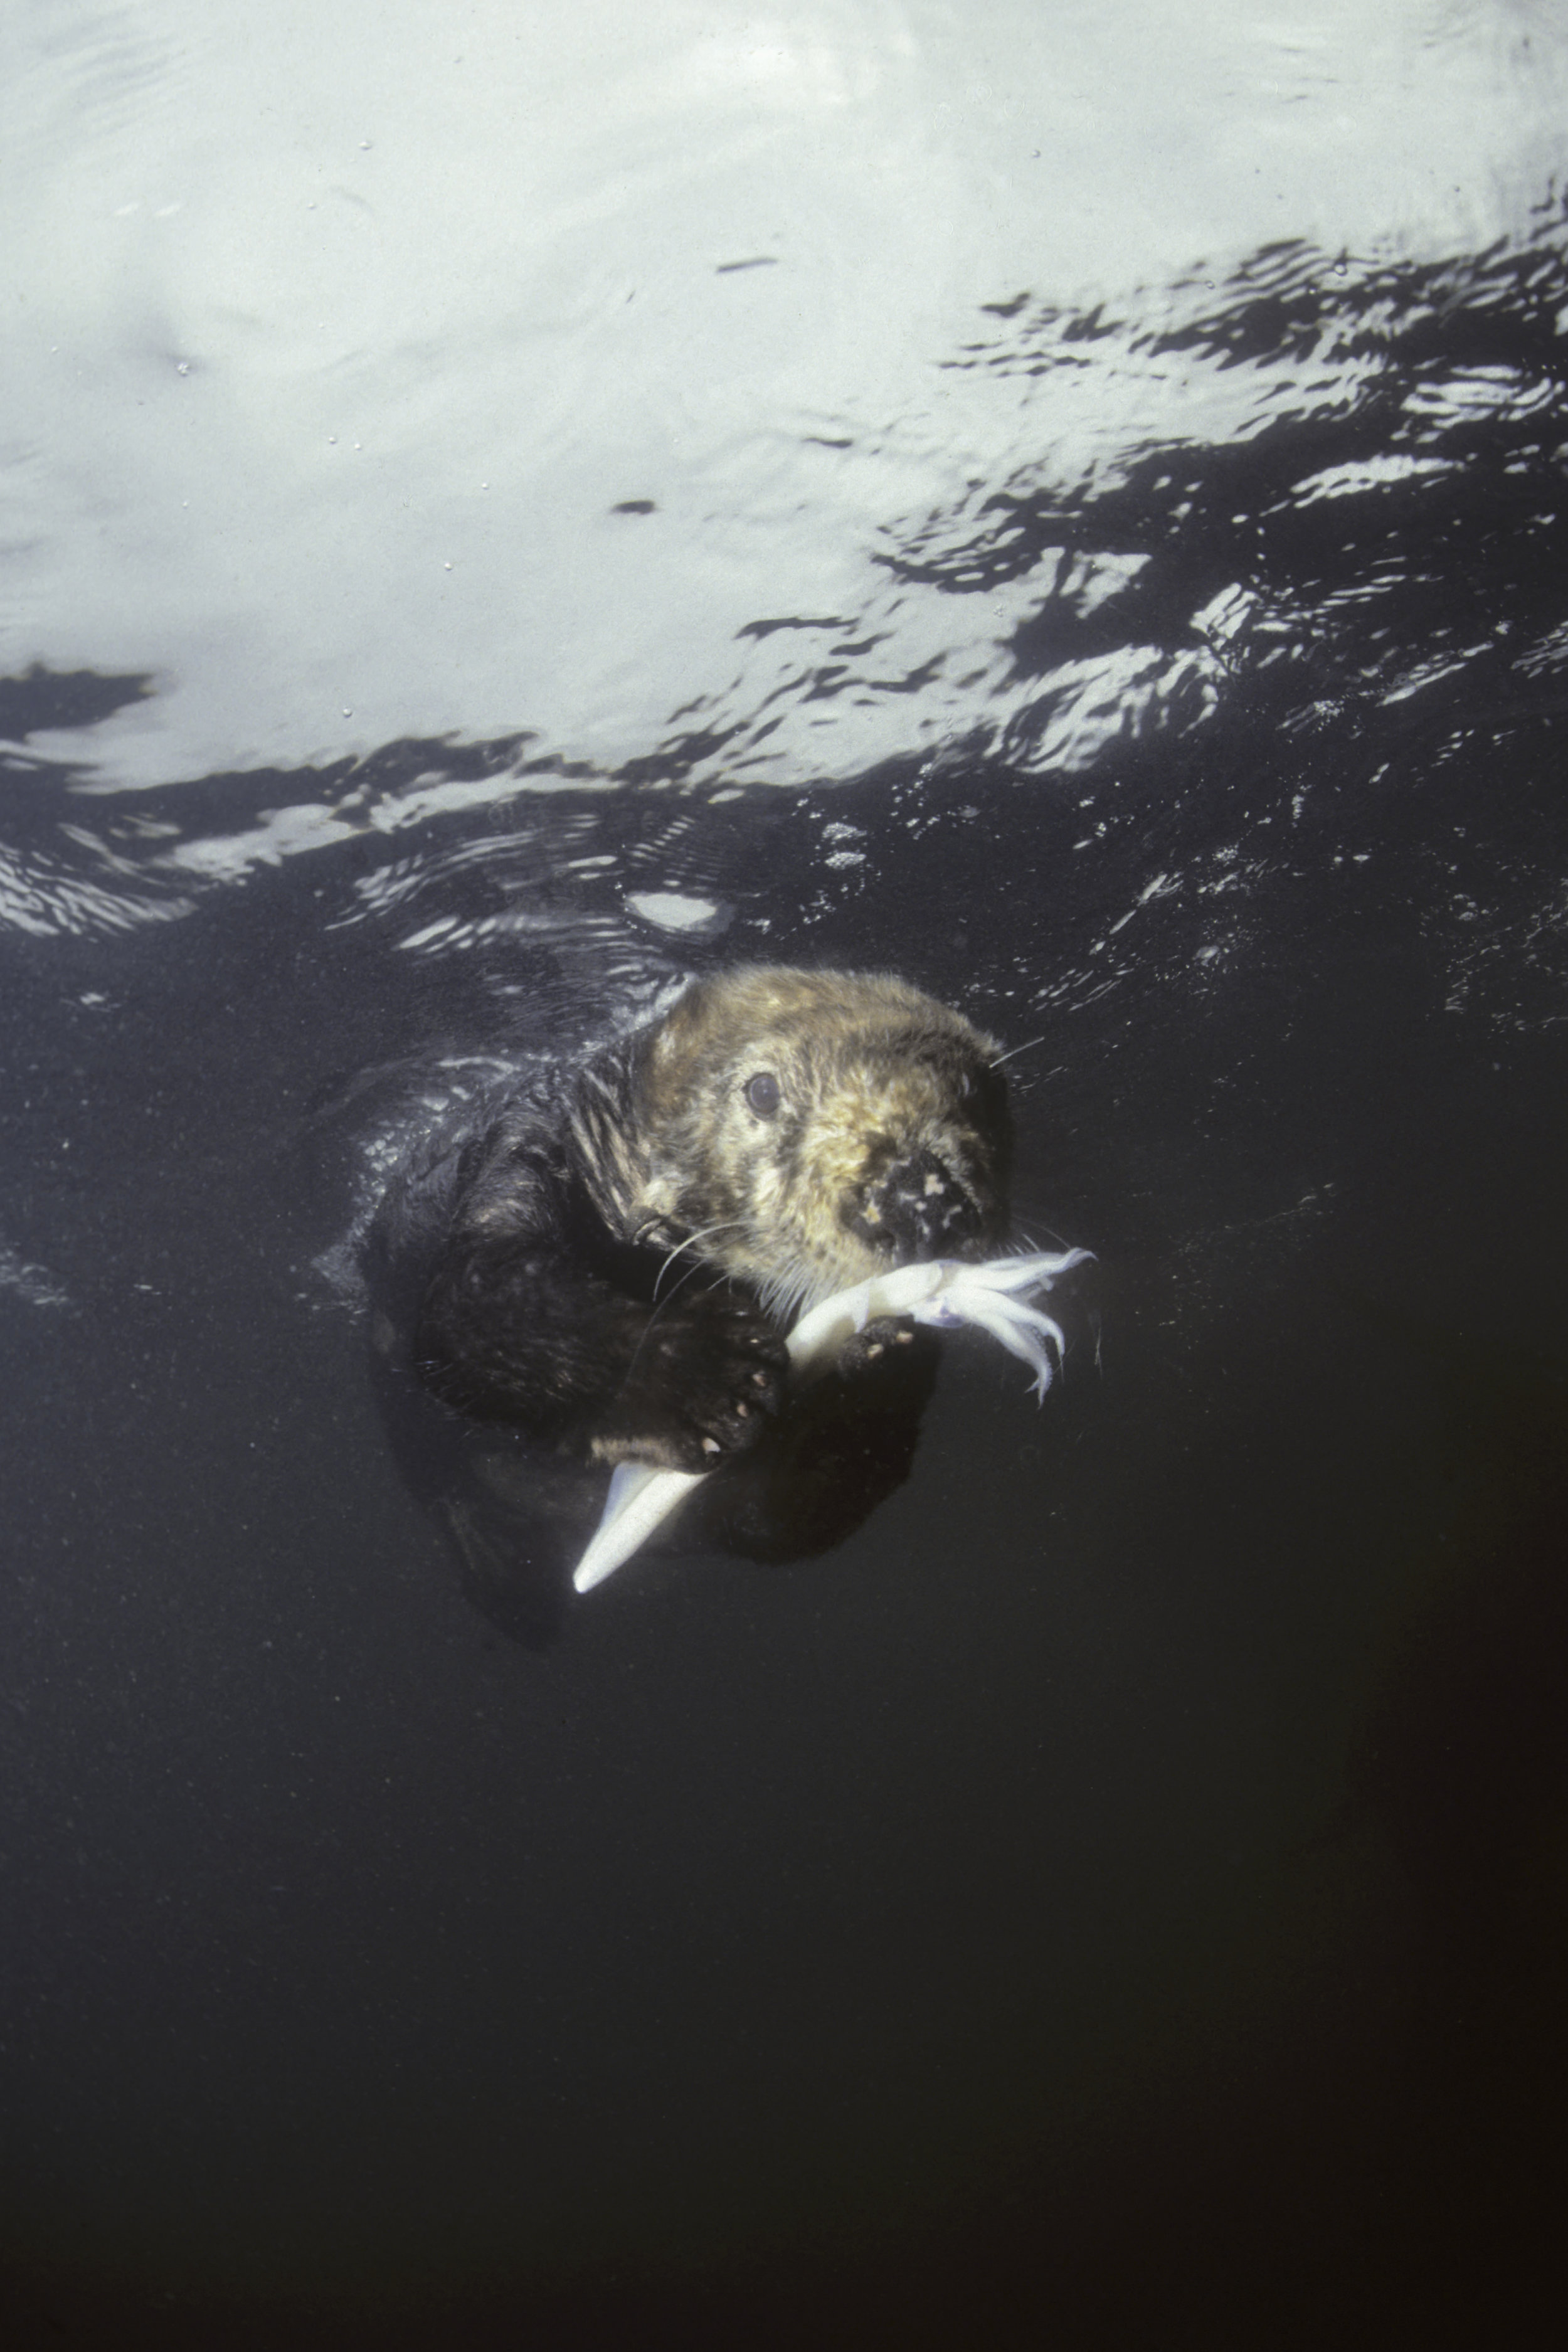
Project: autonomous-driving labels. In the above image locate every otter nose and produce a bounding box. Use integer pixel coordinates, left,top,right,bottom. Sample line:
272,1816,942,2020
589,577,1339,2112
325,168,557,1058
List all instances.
858,1148,981,1260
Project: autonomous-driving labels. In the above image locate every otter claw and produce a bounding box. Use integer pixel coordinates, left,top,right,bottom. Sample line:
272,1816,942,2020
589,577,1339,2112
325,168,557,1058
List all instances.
836,1311,914,1376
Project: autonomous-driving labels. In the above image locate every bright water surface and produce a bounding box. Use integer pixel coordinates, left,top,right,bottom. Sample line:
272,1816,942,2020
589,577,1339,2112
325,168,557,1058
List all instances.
4,3,1567,2344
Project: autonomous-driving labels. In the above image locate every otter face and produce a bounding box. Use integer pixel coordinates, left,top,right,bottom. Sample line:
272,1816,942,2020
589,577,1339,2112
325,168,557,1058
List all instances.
634,968,1013,1322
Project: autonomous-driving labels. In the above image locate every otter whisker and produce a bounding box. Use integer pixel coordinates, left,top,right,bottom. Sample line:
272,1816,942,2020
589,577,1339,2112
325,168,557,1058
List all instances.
619,1248,743,1392
757,1264,818,1328
1011,1213,1074,1255
652,1221,744,1300
988,1033,1049,1069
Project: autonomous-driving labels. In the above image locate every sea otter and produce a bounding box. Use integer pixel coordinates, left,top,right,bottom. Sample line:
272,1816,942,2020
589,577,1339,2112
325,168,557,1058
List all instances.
368,965,1014,1630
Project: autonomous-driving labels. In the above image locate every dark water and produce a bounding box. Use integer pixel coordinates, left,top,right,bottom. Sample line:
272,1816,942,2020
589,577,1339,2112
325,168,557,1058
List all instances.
5,152,1568,2352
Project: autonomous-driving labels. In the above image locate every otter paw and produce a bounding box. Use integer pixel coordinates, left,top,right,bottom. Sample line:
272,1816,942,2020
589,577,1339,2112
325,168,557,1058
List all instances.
610,1301,788,1471
837,1313,918,1376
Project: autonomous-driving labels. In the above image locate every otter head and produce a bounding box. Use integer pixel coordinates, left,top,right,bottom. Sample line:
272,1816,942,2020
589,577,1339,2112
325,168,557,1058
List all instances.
630,967,1013,1322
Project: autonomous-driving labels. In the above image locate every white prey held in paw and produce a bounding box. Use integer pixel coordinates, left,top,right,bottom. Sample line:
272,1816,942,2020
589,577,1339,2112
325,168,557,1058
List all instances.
571,1248,1091,1594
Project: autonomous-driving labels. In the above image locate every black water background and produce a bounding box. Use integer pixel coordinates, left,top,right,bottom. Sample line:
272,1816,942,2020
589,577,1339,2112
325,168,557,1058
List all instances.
3,227,1568,2344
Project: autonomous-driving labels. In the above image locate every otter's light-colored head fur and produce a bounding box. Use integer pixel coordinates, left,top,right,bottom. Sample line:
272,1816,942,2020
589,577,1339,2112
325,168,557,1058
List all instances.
620,966,1012,1324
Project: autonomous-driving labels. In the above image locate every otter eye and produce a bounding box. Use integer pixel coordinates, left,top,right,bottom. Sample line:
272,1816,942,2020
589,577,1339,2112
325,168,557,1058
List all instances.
744,1071,781,1118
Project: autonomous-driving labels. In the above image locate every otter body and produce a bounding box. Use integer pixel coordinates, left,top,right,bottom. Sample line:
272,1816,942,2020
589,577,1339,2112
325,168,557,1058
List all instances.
368,967,1012,1631
407,967,1009,1465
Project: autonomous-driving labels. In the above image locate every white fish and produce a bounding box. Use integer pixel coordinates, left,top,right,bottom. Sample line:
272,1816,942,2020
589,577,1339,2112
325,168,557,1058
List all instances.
572,1247,1091,1593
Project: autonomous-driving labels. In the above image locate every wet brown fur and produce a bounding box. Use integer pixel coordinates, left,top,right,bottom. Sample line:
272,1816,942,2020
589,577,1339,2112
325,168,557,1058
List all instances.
583,965,1012,1323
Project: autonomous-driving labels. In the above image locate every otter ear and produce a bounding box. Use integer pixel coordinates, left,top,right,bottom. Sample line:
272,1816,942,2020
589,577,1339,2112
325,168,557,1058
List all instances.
652,978,712,1061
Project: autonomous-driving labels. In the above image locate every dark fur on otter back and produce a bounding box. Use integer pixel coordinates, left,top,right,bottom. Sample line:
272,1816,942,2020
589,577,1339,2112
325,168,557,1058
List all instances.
367,966,1012,1632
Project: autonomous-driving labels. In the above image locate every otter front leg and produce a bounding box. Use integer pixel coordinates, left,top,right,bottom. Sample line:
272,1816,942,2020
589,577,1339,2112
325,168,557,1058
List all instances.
835,1313,918,1376
416,1236,787,1471
591,1290,788,1472
416,1237,642,1431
